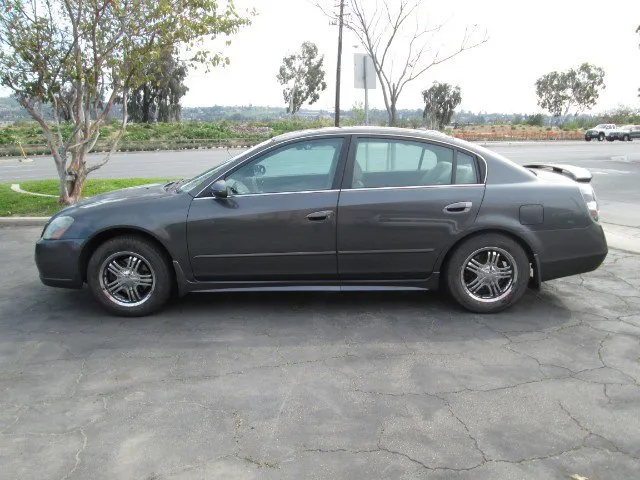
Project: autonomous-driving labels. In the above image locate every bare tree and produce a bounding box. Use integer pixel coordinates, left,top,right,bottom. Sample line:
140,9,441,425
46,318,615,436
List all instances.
317,0,487,126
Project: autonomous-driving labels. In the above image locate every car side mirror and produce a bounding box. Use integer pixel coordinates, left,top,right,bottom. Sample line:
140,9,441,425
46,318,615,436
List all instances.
209,180,228,199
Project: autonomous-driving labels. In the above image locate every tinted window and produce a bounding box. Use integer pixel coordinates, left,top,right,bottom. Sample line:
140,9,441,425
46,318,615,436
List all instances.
352,139,454,188
227,138,343,194
455,152,479,184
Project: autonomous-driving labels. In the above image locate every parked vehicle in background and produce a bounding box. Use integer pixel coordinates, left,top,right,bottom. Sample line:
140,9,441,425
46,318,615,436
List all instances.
35,127,608,316
584,124,616,141
606,125,640,142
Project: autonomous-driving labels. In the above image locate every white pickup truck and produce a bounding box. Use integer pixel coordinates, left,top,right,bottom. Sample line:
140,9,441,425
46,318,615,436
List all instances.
605,124,640,142
584,124,616,141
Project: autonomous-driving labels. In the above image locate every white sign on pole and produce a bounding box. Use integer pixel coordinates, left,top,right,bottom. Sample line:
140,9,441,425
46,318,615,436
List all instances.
353,54,376,89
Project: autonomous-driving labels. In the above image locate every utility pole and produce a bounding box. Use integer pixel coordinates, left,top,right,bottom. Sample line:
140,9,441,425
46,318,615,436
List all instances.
362,54,369,125
334,0,344,127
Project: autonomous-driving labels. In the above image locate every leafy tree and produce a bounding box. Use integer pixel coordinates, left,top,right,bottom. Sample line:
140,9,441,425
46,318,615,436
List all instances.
526,113,545,127
422,82,462,130
0,0,252,204
600,105,640,125
351,101,365,125
277,42,327,115
128,48,189,123
535,63,605,117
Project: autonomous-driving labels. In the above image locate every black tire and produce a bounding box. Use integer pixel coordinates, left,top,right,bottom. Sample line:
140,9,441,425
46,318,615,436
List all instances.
606,136,614,142
87,235,173,316
445,233,530,313
585,137,591,142
598,133,605,141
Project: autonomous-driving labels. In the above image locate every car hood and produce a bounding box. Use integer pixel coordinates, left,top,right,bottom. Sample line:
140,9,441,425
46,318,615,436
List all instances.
73,183,170,209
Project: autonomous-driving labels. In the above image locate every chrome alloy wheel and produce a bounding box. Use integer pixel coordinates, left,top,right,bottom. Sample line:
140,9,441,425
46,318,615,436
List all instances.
460,247,518,303
99,251,155,307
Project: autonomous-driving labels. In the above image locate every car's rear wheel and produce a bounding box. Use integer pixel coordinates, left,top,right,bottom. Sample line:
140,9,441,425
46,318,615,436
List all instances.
445,234,530,313
598,133,605,141
87,236,173,316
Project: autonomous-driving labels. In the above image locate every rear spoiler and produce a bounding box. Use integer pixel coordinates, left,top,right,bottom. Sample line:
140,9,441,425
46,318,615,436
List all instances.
524,163,593,183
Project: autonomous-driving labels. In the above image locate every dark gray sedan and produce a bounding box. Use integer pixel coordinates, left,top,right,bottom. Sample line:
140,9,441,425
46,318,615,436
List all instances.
35,127,607,316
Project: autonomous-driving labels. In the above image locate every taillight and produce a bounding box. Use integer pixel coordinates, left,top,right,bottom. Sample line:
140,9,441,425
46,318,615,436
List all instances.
579,184,599,222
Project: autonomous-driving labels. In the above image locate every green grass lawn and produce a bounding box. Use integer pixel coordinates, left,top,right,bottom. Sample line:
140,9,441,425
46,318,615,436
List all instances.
0,178,170,217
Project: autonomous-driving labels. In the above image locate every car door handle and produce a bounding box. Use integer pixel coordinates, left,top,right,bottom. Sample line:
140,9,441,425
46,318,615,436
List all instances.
306,210,333,221
443,202,473,214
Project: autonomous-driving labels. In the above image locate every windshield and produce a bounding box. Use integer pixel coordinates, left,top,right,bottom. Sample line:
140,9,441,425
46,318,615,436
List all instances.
177,138,275,193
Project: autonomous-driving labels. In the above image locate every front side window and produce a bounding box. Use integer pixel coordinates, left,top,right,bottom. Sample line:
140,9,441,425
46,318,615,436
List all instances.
351,139,455,188
226,138,343,195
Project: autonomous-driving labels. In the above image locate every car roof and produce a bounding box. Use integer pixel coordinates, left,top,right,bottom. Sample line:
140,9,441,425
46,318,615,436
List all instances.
271,126,481,153
274,126,448,141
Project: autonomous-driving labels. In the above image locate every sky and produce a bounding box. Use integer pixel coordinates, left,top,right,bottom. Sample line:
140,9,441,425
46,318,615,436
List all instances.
182,0,640,114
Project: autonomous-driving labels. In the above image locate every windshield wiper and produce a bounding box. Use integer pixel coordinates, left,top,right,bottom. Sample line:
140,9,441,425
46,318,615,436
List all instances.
164,179,186,192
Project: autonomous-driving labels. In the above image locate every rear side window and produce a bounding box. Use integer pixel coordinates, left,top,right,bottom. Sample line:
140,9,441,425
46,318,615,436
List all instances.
352,138,454,188
455,152,479,184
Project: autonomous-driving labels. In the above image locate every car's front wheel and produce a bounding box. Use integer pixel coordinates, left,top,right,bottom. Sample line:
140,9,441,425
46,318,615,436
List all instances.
624,134,630,142
445,234,530,313
87,236,173,316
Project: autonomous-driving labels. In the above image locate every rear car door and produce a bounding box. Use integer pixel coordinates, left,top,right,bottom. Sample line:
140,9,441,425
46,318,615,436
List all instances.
187,136,348,281
336,136,485,280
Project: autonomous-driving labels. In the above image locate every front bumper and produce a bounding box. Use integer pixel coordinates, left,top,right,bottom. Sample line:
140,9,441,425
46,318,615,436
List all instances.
35,238,84,289
584,132,600,139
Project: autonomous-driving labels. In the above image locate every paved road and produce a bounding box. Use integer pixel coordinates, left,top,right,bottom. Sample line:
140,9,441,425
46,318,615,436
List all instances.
2,226,640,479
2,140,640,226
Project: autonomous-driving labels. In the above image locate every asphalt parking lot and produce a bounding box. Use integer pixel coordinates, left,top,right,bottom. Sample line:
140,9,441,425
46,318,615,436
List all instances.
1,226,639,480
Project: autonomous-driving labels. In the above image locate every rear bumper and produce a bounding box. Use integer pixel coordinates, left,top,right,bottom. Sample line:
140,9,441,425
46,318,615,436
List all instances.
535,223,608,282
35,238,84,289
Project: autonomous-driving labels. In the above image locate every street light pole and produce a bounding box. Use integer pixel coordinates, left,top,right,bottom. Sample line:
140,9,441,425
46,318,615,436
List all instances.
334,0,344,127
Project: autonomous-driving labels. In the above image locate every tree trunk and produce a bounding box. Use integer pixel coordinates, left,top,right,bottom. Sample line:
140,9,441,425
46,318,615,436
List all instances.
67,170,87,204
58,164,72,206
289,79,298,115
388,102,397,126
142,84,152,123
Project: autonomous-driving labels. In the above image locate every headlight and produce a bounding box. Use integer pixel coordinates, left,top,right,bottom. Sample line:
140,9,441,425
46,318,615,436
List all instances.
42,216,75,240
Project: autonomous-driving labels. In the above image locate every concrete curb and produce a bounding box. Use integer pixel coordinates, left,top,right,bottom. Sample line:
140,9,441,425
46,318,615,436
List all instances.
0,217,637,254
0,217,49,226
602,223,640,254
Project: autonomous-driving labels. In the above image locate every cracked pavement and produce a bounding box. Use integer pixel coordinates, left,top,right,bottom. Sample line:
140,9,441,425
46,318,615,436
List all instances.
1,226,639,479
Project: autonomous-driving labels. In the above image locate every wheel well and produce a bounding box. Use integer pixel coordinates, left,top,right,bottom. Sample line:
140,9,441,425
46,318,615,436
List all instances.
438,229,536,286
79,228,175,282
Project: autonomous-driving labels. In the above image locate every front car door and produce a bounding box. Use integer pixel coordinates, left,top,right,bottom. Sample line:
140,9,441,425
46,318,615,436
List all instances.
337,136,485,281
187,136,348,282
